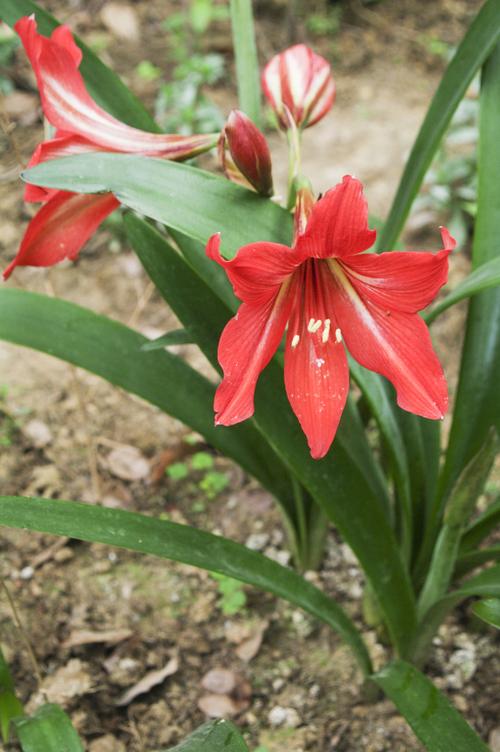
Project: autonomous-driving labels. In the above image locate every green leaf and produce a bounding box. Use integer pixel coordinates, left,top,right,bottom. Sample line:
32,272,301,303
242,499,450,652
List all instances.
455,546,500,577
424,255,500,324
164,720,248,751
23,154,293,260
439,40,500,503
460,496,500,552
0,288,288,504
472,597,500,629
13,704,84,752
0,0,158,131
0,646,23,743
0,496,372,676
140,329,193,350
377,0,500,251
230,0,261,126
373,660,489,752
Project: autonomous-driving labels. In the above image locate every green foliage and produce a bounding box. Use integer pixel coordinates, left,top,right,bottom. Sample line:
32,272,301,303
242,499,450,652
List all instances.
167,462,189,480
0,27,19,94
199,470,229,499
164,719,249,752
472,598,500,629
306,7,342,38
212,573,247,615
0,647,23,743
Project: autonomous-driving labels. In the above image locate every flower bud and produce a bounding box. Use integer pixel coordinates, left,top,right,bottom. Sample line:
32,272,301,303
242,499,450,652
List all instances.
221,110,273,197
262,44,335,130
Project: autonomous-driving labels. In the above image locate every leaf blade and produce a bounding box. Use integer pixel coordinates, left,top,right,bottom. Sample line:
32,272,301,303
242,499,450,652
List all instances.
14,704,84,752
230,0,261,125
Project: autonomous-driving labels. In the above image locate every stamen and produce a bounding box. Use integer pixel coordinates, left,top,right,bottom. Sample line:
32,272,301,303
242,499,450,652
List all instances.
322,318,331,343
291,334,300,348
335,327,342,343
307,318,316,332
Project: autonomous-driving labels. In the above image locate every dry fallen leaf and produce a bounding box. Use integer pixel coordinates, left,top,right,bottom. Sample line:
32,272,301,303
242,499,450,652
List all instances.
28,659,94,710
24,464,62,497
201,668,238,695
107,445,150,481
115,655,179,706
235,620,269,662
63,628,133,649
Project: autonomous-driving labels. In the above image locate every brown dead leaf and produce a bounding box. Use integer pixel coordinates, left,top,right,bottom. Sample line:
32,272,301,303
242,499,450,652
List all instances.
235,620,268,662
149,441,201,484
197,693,239,718
115,655,179,706
63,628,133,649
29,659,93,710
24,464,62,497
201,668,237,695
107,445,150,481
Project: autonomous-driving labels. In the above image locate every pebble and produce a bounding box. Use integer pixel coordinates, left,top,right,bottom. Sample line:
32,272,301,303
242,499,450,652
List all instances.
489,727,500,752
20,566,34,580
268,705,301,728
245,533,269,551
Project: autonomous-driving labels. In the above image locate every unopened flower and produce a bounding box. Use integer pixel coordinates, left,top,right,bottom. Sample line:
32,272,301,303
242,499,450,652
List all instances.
207,176,453,459
220,110,273,197
262,44,335,130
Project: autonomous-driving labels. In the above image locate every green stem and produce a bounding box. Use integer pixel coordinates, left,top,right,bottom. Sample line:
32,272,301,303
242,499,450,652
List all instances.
286,124,302,209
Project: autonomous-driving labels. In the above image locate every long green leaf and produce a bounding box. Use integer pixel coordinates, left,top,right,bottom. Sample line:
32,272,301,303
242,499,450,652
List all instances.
0,288,287,504
373,660,489,752
425,255,500,324
455,546,500,577
438,40,500,506
472,598,500,629
141,329,193,350
460,496,500,552
23,154,293,259
0,0,158,131
377,0,500,251
0,496,372,675
0,648,23,744
14,704,84,752
165,720,248,752
230,0,261,125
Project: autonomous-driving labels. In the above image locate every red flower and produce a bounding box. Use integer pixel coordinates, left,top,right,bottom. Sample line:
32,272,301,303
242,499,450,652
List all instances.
4,16,218,279
262,44,335,130
220,110,274,197
207,176,454,459
15,16,218,160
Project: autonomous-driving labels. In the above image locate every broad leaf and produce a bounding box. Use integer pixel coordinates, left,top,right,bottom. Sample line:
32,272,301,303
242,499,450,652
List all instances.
373,660,489,752
23,154,293,259
165,720,248,751
230,0,261,125
472,598,500,629
377,0,500,251
14,704,84,752
0,496,372,676
0,0,158,130
425,255,500,324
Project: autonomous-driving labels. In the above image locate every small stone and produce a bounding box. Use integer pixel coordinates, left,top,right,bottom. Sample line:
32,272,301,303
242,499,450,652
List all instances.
268,706,301,728
23,419,53,448
201,668,237,695
198,693,239,718
100,3,140,41
245,533,269,551
53,547,74,563
489,727,500,752
89,735,126,752
20,566,34,580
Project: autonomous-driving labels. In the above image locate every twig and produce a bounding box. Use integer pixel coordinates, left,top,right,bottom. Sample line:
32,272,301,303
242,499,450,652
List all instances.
1,579,46,697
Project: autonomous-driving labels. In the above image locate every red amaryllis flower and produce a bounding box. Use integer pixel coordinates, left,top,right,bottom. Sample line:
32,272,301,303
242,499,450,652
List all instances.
207,176,454,459
262,44,335,130
220,110,273,197
15,16,218,159
3,192,120,280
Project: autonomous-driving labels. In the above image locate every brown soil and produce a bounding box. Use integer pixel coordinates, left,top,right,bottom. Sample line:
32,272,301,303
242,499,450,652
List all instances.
1,1,498,750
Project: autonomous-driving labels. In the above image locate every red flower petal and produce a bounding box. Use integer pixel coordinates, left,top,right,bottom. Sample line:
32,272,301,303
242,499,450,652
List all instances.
3,191,119,279
341,228,455,313
15,16,217,158
327,259,448,419
284,261,349,459
296,176,376,259
214,284,295,425
207,234,301,305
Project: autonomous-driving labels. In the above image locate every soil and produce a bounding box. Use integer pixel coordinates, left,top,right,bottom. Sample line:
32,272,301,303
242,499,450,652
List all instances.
0,1,498,751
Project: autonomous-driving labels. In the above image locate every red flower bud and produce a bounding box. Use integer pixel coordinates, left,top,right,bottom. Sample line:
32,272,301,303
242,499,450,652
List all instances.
221,110,273,197
262,44,335,130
